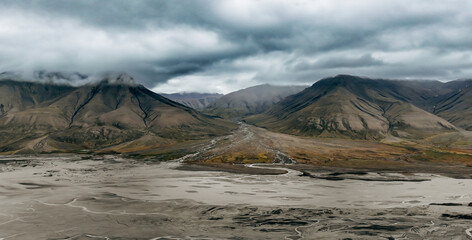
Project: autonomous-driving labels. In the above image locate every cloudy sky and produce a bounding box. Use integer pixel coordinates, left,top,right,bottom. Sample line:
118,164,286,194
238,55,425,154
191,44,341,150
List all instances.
1,0,472,93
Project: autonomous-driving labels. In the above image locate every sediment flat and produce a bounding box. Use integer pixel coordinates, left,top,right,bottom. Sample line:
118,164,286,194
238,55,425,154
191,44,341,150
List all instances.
1,155,472,239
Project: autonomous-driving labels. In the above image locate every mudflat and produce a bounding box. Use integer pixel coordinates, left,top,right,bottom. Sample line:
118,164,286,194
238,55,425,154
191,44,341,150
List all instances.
1,155,472,239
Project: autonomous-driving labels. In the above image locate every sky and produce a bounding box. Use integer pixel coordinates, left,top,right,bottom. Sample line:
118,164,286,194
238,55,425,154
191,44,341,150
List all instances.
1,0,472,94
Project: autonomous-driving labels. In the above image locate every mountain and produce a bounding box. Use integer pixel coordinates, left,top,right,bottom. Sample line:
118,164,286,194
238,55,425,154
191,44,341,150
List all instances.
160,92,222,110
0,70,89,85
0,74,235,154
432,79,472,130
203,84,308,119
246,75,457,140
0,79,75,113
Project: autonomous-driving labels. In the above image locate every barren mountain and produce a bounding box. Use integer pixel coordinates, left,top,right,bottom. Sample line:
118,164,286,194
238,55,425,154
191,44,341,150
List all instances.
204,84,307,119
0,74,235,153
0,80,74,113
432,79,472,130
246,75,456,139
160,92,222,110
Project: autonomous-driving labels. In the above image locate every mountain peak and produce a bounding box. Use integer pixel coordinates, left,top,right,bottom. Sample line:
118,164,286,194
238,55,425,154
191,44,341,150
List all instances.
247,75,457,140
204,84,307,119
317,74,370,84
96,73,138,86
0,78,236,153
333,74,366,79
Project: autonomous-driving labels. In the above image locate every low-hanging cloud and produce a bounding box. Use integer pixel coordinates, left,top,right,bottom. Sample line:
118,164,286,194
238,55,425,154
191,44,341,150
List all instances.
1,0,472,93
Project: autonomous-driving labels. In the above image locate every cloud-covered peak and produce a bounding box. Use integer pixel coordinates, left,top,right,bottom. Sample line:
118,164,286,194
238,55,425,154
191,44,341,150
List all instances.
0,70,141,87
98,72,138,86
0,70,88,85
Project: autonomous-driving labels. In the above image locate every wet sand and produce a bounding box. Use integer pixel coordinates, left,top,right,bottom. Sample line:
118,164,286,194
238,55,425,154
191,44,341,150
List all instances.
1,155,472,239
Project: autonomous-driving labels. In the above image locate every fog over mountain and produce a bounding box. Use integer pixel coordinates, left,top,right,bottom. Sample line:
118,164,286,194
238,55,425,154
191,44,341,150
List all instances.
0,71,137,86
1,1,472,93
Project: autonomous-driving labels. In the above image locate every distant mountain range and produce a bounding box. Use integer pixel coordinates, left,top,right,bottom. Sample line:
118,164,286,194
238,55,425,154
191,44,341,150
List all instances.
1,73,472,154
0,73,235,153
246,75,471,139
160,92,222,110
203,84,308,119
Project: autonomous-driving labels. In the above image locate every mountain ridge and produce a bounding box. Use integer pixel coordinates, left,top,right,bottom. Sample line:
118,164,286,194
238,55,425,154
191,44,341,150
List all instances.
203,84,308,119
0,76,236,153
1,73,472,153
246,75,458,139
160,92,223,110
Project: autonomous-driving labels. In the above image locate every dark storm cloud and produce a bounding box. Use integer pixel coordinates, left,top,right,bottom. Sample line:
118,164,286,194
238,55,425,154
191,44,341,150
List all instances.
0,0,472,93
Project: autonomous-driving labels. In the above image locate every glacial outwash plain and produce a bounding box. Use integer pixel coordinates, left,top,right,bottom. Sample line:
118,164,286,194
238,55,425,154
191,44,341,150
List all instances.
3,1,472,239
0,73,472,239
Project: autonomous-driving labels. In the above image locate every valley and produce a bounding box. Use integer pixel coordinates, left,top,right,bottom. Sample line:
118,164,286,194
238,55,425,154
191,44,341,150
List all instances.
170,122,472,179
3,1,472,239
1,74,472,239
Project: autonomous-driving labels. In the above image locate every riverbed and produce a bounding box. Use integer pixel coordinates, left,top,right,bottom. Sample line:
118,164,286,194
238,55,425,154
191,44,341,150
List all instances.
0,155,471,239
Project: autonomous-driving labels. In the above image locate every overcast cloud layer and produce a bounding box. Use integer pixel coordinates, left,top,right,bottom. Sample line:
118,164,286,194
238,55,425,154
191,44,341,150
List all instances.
1,0,472,93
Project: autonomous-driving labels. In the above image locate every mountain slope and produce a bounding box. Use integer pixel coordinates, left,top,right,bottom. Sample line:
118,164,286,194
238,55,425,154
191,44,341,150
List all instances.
0,80,75,113
246,75,456,139
0,74,236,153
432,80,472,130
204,84,307,119
160,92,222,110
